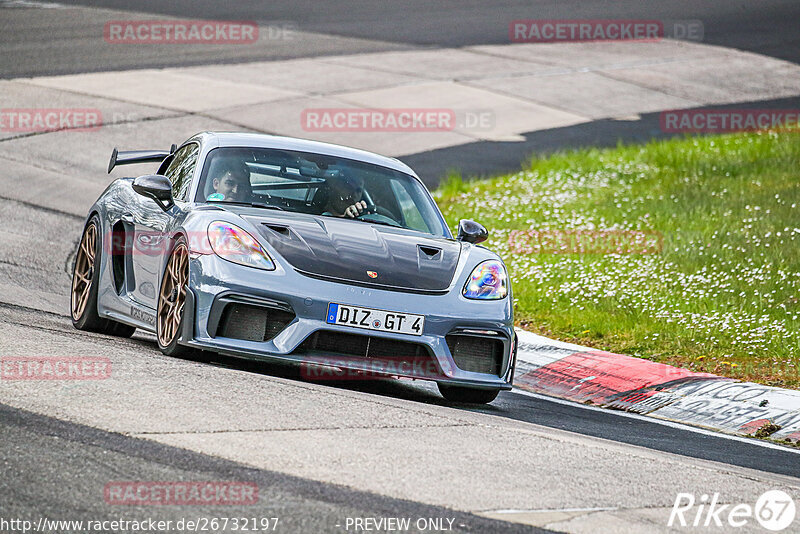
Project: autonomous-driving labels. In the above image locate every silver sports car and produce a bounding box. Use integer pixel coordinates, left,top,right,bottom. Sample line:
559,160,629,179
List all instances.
71,132,516,403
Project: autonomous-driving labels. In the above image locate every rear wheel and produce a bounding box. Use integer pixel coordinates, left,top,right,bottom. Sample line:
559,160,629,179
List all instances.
71,215,136,337
438,384,500,404
157,239,193,357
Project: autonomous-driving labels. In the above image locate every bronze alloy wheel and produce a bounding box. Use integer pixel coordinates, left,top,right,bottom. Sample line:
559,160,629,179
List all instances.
71,221,97,321
158,242,189,347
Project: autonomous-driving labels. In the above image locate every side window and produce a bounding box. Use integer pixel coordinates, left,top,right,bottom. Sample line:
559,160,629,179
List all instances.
165,144,200,201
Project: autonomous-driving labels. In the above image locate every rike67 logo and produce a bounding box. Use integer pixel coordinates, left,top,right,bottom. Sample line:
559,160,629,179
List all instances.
669,490,796,531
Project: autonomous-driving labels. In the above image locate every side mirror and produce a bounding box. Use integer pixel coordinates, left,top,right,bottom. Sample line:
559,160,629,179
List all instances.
457,219,488,244
132,174,174,212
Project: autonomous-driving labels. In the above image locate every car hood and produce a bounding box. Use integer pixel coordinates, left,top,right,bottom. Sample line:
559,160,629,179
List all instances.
240,213,462,292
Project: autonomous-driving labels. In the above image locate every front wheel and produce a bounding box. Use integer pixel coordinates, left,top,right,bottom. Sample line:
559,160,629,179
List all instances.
437,384,500,404
156,238,193,357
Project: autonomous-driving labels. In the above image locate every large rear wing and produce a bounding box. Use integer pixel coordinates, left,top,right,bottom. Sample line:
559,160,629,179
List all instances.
107,144,177,174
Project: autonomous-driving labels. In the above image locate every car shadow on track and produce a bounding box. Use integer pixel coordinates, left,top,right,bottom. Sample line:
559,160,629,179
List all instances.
169,345,509,411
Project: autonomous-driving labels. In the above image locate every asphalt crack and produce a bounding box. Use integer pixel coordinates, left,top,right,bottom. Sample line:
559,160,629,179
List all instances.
0,257,63,274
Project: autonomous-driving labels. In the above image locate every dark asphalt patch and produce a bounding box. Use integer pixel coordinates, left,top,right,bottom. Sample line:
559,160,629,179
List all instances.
2,1,798,78
401,95,800,187
0,402,551,533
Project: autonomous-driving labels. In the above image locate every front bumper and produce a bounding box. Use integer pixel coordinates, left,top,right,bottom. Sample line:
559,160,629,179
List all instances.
182,254,516,390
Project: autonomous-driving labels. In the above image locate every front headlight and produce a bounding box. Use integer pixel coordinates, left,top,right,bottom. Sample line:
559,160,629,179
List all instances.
207,221,275,270
463,260,508,300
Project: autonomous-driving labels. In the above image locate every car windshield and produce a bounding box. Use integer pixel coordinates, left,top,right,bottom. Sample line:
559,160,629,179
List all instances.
195,147,449,237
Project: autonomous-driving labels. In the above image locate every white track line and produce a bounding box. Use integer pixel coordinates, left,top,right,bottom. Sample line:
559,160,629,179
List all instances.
512,388,800,455
481,507,618,514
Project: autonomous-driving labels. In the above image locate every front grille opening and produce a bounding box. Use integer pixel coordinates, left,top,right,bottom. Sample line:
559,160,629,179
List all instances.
216,303,294,342
446,334,503,375
296,330,431,361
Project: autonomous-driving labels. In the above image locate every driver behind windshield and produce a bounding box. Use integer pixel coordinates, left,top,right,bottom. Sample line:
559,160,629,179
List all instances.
206,159,251,202
322,175,367,218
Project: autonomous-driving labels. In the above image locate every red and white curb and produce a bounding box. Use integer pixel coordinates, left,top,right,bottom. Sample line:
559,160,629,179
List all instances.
514,329,800,443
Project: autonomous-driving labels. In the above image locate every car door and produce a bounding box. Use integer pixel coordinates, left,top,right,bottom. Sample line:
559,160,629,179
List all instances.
129,143,199,308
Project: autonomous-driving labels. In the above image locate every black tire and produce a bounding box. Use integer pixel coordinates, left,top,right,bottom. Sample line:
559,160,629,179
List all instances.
157,316,193,358
437,384,500,404
156,238,193,358
107,321,137,338
71,215,136,338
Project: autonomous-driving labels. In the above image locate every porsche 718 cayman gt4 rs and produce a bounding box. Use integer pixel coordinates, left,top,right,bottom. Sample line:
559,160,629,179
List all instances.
70,132,516,403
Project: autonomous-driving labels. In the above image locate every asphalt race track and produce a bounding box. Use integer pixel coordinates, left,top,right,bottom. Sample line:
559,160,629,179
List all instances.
3,0,800,179
4,0,800,76
2,2,800,533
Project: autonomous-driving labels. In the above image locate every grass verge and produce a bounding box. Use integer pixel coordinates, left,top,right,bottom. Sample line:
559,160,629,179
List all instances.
435,131,800,388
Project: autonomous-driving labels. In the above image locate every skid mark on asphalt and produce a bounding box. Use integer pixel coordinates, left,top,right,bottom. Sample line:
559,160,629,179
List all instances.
133,422,473,436
0,301,156,352
0,257,57,273
0,299,70,319
63,236,79,274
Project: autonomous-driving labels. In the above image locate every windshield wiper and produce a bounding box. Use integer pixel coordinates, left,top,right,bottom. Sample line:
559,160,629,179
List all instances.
208,200,284,211
251,202,284,211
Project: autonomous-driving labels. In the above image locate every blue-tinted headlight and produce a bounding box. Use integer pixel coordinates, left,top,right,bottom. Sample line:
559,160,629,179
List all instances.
463,260,508,300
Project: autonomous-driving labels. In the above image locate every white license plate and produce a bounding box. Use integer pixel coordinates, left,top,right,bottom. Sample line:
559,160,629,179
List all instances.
326,303,424,336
